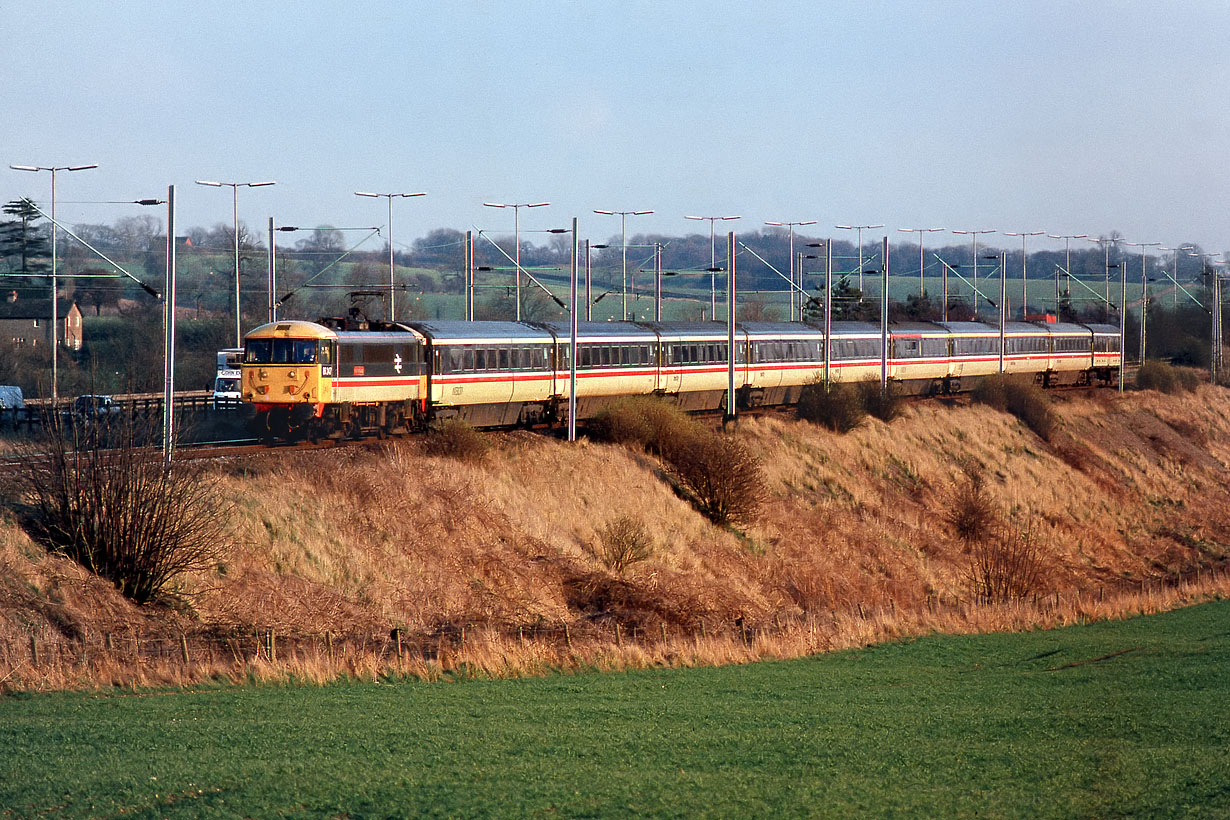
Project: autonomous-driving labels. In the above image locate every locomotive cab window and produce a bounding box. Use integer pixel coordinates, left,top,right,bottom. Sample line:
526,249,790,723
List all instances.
245,338,319,365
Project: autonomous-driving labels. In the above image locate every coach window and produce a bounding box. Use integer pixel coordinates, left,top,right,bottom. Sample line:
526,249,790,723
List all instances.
498,348,509,369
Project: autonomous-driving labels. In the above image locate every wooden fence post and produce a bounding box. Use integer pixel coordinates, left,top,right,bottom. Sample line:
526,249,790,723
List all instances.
180,635,190,665
29,635,38,668
614,623,622,648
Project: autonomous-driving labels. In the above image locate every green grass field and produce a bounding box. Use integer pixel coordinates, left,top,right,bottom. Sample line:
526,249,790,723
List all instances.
3,602,1228,819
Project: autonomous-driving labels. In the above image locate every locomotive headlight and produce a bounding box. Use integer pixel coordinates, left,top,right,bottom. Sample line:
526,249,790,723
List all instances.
259,369,268,379
288,370,297,379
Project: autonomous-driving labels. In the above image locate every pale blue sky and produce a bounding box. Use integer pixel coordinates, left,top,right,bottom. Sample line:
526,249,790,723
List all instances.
4,0,1228,257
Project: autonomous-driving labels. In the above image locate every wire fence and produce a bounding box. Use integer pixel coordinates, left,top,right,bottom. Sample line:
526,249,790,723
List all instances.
4,567,1224,690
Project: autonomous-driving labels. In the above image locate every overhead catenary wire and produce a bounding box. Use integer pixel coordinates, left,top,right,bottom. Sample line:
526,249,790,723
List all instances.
275,228,382,307
18,198,159,297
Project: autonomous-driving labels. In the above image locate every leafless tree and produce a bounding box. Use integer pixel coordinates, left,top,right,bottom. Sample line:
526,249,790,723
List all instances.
8,413,231,604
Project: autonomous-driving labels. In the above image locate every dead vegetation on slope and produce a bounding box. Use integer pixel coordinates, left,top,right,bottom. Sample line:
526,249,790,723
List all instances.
3,385,1230,691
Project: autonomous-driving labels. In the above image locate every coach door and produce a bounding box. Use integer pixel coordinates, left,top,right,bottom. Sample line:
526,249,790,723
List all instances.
661,341,682,395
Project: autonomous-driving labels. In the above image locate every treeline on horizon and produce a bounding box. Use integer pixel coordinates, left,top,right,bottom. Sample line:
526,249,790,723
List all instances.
0,199,1222,399
3,200,1223,300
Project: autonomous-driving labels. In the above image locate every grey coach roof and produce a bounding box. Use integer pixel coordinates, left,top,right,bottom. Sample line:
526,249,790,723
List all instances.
402,320,554,341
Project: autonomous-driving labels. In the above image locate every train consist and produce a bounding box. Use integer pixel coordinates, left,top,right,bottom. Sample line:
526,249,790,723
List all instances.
240,315,1122,441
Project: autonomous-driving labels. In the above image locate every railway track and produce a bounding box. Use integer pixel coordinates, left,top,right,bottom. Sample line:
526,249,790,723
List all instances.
0,372,1144,469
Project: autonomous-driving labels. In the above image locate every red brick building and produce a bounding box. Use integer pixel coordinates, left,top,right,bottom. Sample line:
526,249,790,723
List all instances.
0,292,83,350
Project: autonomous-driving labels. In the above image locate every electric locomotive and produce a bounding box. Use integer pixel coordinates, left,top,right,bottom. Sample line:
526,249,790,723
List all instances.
242,316,427,441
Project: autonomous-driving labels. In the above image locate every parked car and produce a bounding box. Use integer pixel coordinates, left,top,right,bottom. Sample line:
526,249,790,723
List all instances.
70,394,122,419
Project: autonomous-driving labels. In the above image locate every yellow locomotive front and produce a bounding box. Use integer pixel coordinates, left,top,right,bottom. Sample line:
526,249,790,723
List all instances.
242,320,337,439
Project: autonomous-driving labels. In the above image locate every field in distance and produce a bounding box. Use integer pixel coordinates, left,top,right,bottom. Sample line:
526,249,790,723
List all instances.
2,599,1227,819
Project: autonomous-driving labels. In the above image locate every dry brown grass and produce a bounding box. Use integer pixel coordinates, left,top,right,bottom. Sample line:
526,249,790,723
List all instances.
4,385,1230,691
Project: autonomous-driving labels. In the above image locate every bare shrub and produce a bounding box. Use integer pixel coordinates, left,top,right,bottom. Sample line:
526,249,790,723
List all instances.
422,418,490,462
859,380,904,423
1005,381,1057,441
970,376,1008,411
966,524,1046,604
944,463,997,545
1135,360,1179,393
587,395,694,455
589,398,764,526
1136,360,1199,394
9,414,230,605
586,399,654,449
974,377,1056,441
661,429,766,526
797,381,866,433
1176,367,1201,392
592,516,654,573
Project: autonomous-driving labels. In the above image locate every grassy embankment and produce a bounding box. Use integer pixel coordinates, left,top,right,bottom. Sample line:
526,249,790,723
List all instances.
2,385,1230,689
2,600,1228,818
